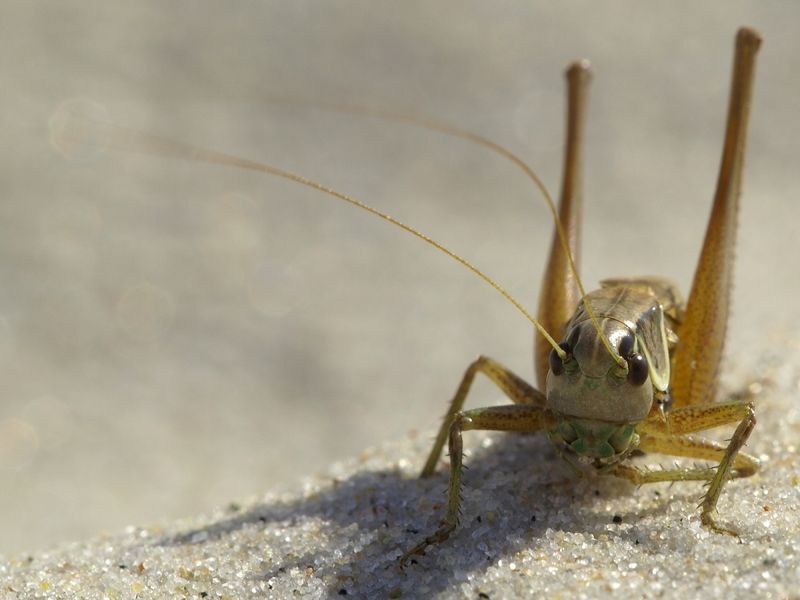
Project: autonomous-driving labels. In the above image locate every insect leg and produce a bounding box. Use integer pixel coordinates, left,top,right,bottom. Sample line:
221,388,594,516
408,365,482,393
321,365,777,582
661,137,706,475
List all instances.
613,464,720,486
639,399,755,436
401,404,552,566
636,429,758,479
617,403,757,534
672,28,761,407
534,61,591,388
421,356,546,477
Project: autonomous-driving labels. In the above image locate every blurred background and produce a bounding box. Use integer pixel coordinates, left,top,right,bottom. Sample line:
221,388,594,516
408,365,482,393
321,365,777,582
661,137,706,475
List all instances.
1,2,798,554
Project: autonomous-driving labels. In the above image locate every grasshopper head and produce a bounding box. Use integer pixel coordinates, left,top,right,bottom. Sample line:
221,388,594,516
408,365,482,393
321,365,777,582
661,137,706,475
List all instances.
545,318,653,427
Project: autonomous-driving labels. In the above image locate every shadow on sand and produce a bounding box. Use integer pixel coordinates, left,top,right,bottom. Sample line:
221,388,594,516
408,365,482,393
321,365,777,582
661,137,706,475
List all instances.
155,431,685,597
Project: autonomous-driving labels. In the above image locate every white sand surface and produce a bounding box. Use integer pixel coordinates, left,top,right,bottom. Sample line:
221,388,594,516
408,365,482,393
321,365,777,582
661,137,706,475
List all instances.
2,343,798,598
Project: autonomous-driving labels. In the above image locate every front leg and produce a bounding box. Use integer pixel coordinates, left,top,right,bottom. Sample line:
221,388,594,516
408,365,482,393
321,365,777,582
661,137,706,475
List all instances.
421,355,546,477
615,402,757,534
401,404,553,566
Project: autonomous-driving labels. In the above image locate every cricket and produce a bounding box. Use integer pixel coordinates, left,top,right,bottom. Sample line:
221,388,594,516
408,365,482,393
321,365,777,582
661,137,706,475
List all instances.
56,27,762,566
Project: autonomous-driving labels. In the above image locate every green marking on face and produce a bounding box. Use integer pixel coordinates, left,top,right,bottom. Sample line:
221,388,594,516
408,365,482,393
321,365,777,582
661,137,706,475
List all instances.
569,438,588,454
610,424,637,453
583,378,600,391
550,416,640,461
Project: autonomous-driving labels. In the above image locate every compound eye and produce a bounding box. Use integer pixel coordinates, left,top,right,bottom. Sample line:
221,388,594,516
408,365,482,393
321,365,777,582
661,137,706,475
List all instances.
567,327,581,350
549,342,572,376
617,333,635,357
627,353,648,386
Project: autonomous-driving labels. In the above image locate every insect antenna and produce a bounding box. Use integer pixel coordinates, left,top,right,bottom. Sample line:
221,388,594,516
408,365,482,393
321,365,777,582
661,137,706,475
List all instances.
51,111,569,357
260,98,625,367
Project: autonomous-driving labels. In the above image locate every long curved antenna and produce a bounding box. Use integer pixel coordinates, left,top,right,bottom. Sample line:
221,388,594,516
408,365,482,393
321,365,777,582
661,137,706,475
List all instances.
263,97,625,367
52,114,567,358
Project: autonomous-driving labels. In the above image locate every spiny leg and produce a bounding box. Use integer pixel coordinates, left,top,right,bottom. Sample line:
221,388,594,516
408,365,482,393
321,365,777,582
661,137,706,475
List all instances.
636,431,758,478
637,399,759,478
616,404,757,534
698,409,757,533
534,61,591,388
421,355,546,477
639,399,755,436
672,28,761,407
401,404,552,566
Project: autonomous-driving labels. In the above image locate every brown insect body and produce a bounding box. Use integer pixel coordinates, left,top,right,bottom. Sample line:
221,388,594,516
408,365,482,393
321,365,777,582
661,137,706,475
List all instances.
56,26,763,569
401,28,761,564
